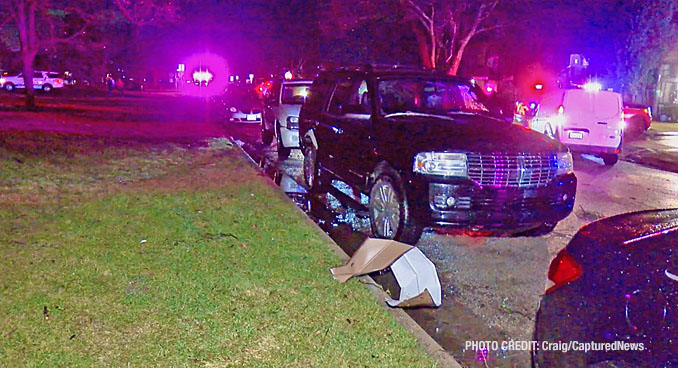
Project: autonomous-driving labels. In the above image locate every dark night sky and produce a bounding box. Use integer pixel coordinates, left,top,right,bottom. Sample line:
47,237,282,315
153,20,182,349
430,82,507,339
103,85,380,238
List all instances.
134,0,630,78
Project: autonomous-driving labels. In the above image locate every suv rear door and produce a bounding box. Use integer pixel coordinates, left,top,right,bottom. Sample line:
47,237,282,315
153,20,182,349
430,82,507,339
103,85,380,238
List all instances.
323,76,374,185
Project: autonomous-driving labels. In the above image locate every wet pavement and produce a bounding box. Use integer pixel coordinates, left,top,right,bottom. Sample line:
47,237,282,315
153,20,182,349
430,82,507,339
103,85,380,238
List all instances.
622,123,678,173
227,121,678,368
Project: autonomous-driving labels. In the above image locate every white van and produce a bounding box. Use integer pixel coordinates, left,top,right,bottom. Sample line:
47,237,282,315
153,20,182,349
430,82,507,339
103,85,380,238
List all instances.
529,88,624,165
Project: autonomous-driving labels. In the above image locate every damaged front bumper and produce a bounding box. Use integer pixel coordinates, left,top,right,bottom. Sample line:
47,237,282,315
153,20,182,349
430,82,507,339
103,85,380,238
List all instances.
407,173,577,230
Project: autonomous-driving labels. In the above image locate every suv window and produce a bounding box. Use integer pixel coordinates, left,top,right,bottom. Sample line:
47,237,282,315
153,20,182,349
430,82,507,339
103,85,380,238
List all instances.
328,78,370,115
377,78,487,116
281,83,312,105
48,73,60,79
33,72,43,78
305,75,335,113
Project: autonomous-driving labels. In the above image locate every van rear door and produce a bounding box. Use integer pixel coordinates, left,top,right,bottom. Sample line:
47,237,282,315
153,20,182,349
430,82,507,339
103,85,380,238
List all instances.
561,90,622,150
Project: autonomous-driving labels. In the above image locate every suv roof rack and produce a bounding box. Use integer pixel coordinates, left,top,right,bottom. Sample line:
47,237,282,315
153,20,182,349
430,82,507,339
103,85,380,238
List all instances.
331,64,435,73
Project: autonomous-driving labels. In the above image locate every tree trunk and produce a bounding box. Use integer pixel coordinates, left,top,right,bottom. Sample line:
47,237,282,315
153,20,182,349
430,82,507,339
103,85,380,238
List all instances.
411,24,433,68
447,34,474,76
14,0,38,110
22,53,36,110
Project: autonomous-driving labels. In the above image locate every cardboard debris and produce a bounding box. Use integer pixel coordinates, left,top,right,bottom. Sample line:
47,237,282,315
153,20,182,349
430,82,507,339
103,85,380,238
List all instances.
330,238,412,283
330,238,442,308
280,174,307,194
385,247,442,308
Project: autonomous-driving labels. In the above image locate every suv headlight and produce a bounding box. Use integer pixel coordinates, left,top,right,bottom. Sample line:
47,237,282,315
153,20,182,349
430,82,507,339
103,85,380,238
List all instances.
287,116,299,129
414,152,468,177
555,151,573,175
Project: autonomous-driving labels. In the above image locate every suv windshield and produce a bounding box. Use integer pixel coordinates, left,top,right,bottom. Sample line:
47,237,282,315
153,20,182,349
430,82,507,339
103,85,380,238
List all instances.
281,83,311,104
378,78,488,116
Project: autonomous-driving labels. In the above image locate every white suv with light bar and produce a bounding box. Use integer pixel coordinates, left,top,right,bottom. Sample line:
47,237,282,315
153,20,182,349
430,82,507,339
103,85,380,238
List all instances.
1,71,64,92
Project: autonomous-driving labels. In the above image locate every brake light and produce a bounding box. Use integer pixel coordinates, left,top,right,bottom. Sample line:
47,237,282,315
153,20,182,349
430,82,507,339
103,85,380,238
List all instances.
546,250,582,293
56,79,62,84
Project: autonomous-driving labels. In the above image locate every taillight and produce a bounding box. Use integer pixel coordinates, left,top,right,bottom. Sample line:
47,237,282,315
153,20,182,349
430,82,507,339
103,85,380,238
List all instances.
545,250,582,293
56,79,62,84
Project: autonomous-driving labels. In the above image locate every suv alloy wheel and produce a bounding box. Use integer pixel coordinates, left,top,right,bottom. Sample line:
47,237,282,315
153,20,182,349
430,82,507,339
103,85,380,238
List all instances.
368,169,422,244
4,83,14,91
303,144,322,193
42,84,52,92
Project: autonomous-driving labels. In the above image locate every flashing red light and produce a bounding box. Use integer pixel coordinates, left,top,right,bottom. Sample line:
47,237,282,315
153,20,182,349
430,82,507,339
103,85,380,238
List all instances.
56,79,63,84
284,71,293,80
486,86,494,93
534,83,543,91
546,250,582,293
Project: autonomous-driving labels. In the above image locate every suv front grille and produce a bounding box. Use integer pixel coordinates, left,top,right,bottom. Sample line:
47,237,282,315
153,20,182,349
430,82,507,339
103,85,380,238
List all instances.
467,153,557,188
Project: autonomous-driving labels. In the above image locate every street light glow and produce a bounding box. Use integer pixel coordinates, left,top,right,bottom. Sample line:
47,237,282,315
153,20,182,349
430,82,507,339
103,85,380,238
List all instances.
192,69,213,85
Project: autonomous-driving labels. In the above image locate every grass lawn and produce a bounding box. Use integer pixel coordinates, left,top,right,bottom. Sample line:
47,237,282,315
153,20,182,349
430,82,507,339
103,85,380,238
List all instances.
0,132,436,367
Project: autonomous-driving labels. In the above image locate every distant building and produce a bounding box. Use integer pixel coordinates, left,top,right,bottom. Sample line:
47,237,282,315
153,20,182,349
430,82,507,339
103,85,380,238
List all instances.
656,50,678,122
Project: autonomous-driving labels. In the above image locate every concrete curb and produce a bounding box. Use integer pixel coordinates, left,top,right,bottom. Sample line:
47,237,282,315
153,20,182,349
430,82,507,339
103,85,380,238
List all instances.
232,142,463,368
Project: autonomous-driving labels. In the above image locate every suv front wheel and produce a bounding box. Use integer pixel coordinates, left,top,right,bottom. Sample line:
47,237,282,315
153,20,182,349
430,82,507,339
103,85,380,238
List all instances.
369,169,422,244
303,144,328,194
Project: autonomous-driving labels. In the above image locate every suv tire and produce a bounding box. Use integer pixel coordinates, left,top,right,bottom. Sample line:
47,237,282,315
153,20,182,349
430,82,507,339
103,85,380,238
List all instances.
601,153,618,166
369,168,422,244
42,84,52,92
303,144,327,194
4,83,14,92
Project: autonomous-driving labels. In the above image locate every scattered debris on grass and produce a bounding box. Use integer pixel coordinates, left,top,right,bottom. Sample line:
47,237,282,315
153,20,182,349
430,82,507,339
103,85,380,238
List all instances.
201,137,233,151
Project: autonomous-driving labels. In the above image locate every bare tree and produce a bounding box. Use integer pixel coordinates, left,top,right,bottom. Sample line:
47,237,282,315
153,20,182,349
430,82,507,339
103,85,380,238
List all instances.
401,0,499,75
1,0,91,109
113,0,182,27
0,0,186,110
616,0,677,104
321,0,501,75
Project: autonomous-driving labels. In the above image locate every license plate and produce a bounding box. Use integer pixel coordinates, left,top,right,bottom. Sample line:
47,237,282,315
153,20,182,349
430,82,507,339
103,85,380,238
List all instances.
568,131,584,139
246,114,257,121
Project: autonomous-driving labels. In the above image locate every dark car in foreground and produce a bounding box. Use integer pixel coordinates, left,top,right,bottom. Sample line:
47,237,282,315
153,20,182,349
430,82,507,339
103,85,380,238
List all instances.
533,209,677,368
299,65,577,244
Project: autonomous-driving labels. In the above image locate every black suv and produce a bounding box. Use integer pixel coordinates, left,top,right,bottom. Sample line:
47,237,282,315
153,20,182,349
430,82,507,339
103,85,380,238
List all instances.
299,65,576,244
